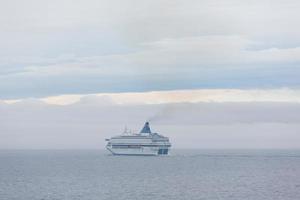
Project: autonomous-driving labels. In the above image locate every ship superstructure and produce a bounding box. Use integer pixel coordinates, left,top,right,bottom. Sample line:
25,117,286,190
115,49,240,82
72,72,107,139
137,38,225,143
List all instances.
105,122,171,156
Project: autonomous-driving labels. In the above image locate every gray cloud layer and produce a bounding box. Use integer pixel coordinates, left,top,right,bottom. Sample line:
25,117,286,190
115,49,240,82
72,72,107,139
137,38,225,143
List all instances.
1,99,299,149
0,0,300,98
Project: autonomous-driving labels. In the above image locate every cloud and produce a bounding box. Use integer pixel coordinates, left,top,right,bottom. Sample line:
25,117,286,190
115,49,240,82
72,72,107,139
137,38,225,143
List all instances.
1,1,300,149
73,95,115,106
3,89,297,106
1,99,300,149
0,1,300,98
1,35,300,98
5,36,300,75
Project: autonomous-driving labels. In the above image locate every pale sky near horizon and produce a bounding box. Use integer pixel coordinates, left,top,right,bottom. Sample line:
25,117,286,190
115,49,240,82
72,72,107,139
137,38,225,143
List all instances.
1,0,300,149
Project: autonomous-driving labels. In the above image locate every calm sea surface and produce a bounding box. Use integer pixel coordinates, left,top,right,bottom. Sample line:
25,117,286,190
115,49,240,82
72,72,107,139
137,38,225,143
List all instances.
1,150,300,200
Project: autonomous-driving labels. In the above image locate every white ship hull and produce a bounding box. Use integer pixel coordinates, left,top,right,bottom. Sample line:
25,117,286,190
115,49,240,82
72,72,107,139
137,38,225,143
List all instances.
106,146,164,156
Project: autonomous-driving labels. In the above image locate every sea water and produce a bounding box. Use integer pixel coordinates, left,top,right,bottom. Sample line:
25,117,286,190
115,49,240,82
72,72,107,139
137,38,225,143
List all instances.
0,150,300,200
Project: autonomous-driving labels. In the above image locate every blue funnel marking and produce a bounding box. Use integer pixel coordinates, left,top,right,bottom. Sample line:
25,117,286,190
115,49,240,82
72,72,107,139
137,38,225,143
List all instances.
140,122,151,133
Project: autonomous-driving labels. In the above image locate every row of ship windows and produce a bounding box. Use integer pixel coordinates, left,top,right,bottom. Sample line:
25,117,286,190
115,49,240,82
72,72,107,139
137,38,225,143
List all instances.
112,145,142,149
112,145,169,149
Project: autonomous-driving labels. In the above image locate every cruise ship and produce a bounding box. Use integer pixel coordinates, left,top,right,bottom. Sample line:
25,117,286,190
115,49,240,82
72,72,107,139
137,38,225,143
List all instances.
105,122,171,156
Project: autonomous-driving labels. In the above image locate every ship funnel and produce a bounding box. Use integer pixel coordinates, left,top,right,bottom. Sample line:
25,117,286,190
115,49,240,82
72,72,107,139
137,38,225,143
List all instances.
140,122,151,134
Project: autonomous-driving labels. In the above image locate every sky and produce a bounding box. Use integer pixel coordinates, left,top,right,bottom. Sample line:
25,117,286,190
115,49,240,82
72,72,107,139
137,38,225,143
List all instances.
0,0,300,149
